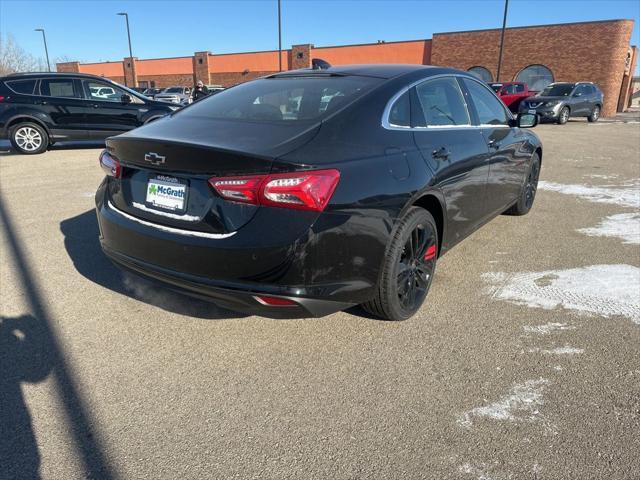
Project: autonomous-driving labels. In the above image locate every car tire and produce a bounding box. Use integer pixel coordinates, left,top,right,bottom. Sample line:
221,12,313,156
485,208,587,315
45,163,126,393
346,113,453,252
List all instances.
504,152,541,216
362,207,438,321
9,122,49,155
557,106,570,125
588,105,600,123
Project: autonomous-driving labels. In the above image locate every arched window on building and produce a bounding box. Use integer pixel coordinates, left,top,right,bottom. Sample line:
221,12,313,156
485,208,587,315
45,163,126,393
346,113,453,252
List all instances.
514,65,554,91
467,66,493,83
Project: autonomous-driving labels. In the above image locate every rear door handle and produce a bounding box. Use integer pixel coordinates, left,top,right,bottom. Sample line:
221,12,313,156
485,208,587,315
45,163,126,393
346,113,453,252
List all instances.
431,146,450,160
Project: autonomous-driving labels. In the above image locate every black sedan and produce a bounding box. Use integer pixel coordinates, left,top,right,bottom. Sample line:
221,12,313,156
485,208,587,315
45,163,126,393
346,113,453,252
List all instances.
95,64,541,320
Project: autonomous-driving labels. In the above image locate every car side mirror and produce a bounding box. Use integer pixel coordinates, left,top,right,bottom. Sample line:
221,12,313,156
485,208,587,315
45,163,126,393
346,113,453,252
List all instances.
517,112,538,128
121,93,132,104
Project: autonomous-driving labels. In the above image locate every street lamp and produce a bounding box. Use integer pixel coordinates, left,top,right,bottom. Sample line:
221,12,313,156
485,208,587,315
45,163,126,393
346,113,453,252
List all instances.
34,28,50,72
117,12,133,60
277,0,282,72
496,0,509,81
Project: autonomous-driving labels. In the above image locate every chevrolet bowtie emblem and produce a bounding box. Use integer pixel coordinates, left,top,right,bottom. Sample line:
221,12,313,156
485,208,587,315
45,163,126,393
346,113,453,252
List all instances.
144,152,165,165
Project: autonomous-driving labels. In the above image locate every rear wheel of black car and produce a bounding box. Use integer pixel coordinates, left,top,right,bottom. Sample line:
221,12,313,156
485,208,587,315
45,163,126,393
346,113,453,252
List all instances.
588,105,600,123
362,207,438,321
557,106,570,125
9,122,49,155
504,152,541,216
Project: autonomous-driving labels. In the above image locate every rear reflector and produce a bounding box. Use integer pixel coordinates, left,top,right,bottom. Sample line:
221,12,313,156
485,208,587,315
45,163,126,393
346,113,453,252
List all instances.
254,295,298,307
99,149,121,178
0,96,5,102
209,169,340,212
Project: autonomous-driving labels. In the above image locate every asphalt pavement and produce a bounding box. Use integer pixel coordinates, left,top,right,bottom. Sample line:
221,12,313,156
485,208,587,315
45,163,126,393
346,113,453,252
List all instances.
1,119,639,479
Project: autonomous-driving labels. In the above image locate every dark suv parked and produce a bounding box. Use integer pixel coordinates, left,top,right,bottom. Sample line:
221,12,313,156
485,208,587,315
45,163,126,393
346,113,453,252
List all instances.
0,72,180,154
519,82,603,124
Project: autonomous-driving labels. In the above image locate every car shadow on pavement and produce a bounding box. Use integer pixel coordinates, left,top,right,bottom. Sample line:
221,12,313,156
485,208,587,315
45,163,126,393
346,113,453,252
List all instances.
0,140,106,155
60,209,246,320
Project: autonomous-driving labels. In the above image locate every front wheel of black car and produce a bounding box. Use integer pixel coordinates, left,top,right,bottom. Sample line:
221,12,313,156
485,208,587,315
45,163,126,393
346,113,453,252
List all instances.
362,207,438,321
504,152,541,216
9,122,49,155
588,105,600,123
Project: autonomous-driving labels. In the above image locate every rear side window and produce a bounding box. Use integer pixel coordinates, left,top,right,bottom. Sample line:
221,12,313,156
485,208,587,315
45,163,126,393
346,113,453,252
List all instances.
179,76,382,123
388,91,411,127
463,78,509,126
414,77,470,127
40,79,79,98
6,79,37,94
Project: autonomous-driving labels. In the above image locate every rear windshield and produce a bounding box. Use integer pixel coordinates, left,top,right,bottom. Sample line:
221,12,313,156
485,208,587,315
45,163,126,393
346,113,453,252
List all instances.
164,87,183,93
539,84,574,97
489,84,502,92
177,75,382,123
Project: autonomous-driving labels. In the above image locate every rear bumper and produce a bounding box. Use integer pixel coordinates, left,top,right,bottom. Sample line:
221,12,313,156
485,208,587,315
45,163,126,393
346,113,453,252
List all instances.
95,182,391,317
103,246,353,318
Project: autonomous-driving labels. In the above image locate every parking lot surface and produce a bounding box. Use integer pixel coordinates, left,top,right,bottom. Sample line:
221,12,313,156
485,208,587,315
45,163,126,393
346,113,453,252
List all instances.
1,120,639,479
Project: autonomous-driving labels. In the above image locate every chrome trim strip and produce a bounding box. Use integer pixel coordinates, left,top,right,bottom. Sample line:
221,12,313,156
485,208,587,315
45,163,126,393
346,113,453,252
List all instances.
381,73,514,131
107,201,236,239
132,202,201,222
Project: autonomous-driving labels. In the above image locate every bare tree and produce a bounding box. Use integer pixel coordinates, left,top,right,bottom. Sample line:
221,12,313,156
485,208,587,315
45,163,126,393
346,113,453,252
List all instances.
0,34,48,75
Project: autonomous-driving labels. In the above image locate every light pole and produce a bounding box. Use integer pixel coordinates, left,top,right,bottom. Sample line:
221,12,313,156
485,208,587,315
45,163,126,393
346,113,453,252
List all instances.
34,28,50,72
117,12,133,59
277,0,282,72
496,0,509,81
117,12,134,86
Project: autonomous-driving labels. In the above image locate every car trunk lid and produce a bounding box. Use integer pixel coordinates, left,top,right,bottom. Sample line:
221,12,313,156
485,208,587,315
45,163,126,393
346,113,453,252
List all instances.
105,116,320,234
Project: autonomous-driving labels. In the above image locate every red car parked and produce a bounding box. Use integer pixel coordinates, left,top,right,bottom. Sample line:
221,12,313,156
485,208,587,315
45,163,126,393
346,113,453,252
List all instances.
489,82,538,112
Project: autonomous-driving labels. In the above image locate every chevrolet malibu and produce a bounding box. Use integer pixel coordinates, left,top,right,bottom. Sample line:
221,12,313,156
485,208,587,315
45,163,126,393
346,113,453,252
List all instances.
96,64,541,320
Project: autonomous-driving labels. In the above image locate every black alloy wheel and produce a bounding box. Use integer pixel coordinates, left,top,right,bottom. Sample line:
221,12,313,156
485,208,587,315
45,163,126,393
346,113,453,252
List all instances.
363,208,438,321
524,155,541,209
397,222,437,311
504,152,541,216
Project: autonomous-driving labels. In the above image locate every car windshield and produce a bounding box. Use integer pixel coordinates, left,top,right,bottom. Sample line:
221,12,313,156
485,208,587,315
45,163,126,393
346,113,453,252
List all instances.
177,75,382,124
539,84,574,97
164,87,183,93
489,84,502,92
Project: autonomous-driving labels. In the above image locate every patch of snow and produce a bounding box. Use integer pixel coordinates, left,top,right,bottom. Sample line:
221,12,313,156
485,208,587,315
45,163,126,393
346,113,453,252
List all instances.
537,181,640,208
483,265,640,325
523,322,575,335
459,463,496,480
529,346,584,355
584,174,619,180
578,213,640,245
458,378,549,428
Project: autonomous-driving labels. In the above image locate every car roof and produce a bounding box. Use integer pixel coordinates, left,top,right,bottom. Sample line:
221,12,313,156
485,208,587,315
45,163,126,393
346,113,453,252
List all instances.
0,71,115,81
270,64,448,79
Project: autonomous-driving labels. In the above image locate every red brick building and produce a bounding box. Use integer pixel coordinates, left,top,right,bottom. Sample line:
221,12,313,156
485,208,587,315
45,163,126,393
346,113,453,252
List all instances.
57,19,636,117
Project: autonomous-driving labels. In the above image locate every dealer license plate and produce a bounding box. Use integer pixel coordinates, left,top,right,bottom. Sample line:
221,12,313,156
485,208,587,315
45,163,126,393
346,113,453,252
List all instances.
145,176,187,212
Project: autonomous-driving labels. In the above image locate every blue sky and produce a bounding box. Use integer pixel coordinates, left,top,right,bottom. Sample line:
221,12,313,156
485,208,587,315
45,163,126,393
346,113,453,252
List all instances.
2,0,639,67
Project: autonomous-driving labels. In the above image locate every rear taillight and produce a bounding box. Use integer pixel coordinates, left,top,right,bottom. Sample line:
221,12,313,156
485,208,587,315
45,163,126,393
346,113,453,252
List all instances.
208,169,340,212
99,149,121,178
0,96,5,102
